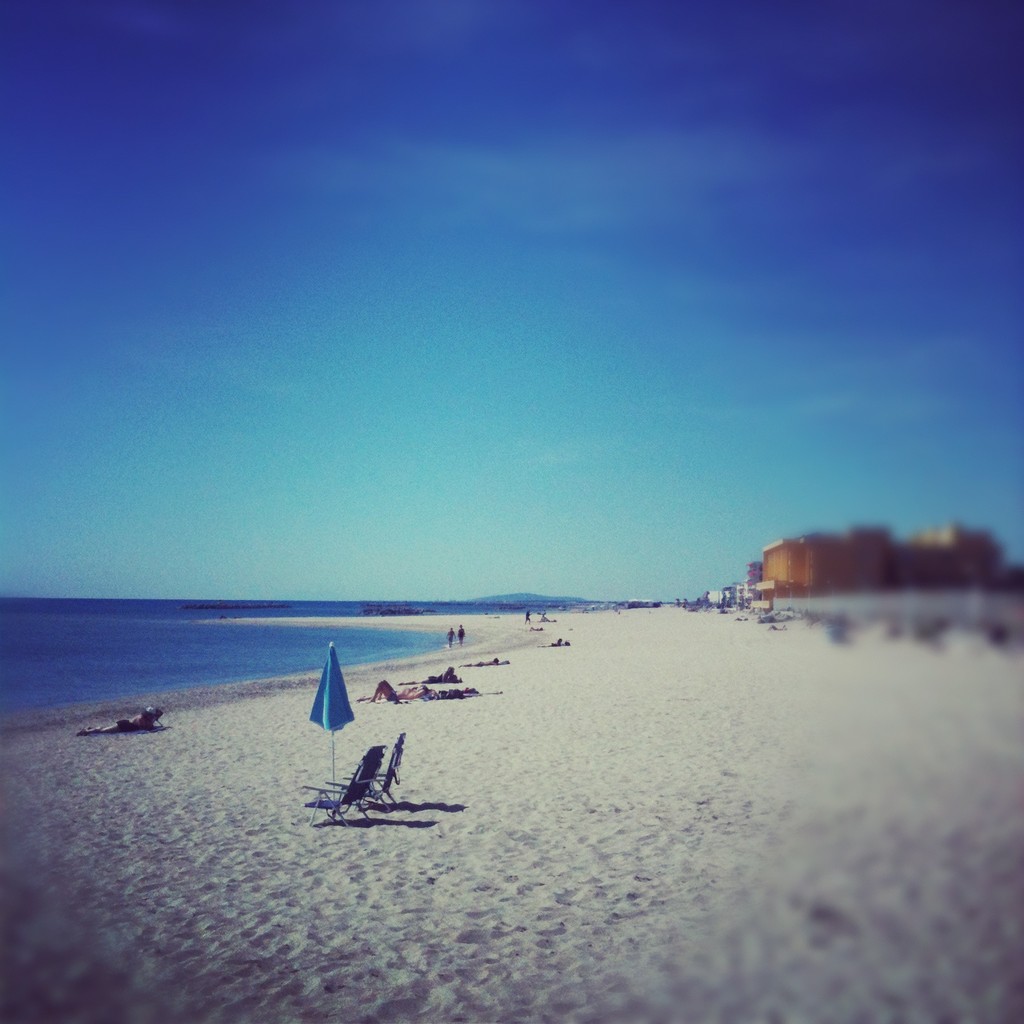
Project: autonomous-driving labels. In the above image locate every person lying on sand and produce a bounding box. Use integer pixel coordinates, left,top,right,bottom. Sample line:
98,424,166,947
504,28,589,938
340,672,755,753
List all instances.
77,707,163,735
459,658,510,667
360,681,482,703
541,638,571,647
359,681,419,703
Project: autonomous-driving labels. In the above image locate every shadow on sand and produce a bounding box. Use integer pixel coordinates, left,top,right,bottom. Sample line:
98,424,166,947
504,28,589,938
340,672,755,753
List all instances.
377,800,467,814
321,816,438,829
315,802,467,828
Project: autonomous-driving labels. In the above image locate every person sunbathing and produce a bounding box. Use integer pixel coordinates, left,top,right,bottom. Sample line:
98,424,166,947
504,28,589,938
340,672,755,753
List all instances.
542,638,571,647
77,707,163,735
395,683,435,701
360,680,481,703
459,658,510,667
359,680,407,703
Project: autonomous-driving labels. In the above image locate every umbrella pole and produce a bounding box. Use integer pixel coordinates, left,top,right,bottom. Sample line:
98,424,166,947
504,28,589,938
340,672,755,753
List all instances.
331,730,336,784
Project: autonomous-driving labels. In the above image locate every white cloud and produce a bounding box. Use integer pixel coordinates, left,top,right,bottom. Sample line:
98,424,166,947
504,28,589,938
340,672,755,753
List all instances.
271,125,804,239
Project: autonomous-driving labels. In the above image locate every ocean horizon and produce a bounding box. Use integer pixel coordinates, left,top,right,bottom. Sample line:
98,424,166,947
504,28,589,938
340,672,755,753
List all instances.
0,597,579,713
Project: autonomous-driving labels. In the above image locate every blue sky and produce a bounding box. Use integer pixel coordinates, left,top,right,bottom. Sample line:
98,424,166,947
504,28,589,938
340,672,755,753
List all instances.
2,1,1021,601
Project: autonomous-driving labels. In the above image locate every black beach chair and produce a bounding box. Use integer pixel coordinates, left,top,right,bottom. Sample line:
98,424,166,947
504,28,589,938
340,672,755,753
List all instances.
368,732,406,807
303,744,386,826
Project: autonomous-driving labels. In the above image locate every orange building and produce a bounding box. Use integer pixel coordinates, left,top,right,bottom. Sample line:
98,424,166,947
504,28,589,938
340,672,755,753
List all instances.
899,524,1004,587
757,523,1003,608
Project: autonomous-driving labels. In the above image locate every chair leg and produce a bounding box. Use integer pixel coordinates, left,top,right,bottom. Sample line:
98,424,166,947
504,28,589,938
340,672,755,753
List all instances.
308,791,326,826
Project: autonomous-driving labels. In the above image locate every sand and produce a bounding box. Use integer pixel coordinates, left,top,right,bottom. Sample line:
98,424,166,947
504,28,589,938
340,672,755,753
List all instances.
2,607,1022,1024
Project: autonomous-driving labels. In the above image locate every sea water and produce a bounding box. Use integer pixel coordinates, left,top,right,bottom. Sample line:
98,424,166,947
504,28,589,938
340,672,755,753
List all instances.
0,598,498,712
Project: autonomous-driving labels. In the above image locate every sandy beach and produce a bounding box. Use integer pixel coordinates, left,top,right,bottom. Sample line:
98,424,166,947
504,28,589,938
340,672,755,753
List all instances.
2,607,1022,1024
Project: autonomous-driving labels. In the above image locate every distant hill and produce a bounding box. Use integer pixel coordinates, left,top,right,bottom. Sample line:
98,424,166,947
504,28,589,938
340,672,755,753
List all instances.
470,593,591,605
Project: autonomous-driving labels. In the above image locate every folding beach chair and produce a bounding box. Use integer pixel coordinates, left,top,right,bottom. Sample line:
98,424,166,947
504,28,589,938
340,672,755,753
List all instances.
368,732,405,807
303,744,386,826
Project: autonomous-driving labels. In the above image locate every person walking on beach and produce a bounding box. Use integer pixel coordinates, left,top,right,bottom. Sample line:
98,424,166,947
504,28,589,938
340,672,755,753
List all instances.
447,627,455,648
457,625,465,646
525,610,531,624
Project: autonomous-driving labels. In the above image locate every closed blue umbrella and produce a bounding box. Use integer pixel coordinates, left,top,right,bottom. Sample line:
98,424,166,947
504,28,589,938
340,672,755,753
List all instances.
310,642,355,782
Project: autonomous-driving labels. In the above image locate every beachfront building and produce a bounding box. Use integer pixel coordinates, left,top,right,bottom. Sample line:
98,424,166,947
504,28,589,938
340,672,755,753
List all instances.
742,562,763,609
756,523,1005,609
898,524,1004,588
697,564,763,610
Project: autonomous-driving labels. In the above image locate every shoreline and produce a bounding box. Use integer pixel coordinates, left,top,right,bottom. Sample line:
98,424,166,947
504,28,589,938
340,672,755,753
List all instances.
0,612,538,735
